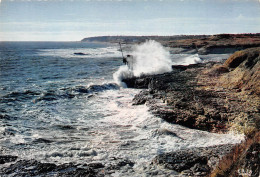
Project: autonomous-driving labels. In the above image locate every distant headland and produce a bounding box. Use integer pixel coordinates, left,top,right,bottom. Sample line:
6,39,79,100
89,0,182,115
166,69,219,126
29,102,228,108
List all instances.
81,33,260,55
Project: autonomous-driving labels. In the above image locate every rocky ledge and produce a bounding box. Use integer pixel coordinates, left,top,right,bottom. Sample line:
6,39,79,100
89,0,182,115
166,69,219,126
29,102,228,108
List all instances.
153,144,234,176
123,47,260,176
0,155,134,176
165,34,260,54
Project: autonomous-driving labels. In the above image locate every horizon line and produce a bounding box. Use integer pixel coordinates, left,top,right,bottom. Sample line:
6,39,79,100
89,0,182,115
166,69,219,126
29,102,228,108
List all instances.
1,33,259,42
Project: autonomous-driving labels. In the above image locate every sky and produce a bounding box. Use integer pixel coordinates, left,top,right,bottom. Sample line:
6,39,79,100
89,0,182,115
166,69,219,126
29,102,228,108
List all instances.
0,0,259,41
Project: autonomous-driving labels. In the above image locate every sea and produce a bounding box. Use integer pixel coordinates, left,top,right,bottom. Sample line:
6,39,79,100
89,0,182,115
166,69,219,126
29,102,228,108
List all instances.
0,41,244,176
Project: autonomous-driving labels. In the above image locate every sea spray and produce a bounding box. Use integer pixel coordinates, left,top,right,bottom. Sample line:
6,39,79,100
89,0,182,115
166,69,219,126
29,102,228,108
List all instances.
180,54,201,65
113,65,134,87
113,40,172,86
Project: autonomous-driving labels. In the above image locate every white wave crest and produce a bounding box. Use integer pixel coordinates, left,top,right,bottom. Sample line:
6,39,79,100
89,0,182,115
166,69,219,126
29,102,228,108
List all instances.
113,40,172,86
113,65,134,88
131,40,173,76
181,53,201,65
170,53,202,65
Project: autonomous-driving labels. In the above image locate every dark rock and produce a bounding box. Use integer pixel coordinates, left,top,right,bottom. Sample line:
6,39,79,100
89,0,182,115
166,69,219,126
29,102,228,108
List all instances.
87,163,105,169
0,155,17,164
74,52,89,56
123,64,233,132
74,86,89,93
153,144,234,176
172,65,188,71
117,159,135,167
0,159,101,177
122,76,151,89
132,90,150,105
32,138,53,144
0,114,16,121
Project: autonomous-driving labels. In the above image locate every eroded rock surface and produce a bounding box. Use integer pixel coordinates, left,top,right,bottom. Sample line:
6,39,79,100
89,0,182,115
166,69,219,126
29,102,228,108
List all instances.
153,144,234,176
0,157,135,177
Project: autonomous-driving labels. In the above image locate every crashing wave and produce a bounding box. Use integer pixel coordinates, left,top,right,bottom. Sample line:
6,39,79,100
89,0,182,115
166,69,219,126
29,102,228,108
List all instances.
113,40,173,87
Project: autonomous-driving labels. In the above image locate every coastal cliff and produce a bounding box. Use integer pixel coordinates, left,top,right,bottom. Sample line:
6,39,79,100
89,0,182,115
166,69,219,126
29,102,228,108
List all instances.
82,34,260,54
165,34,260,54
123,47,260,176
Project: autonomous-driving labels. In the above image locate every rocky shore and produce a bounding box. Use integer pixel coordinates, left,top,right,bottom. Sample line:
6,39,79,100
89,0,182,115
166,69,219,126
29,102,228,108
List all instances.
123,47,260,176
0,155,135,176
0,46,259,176
82,34,260,55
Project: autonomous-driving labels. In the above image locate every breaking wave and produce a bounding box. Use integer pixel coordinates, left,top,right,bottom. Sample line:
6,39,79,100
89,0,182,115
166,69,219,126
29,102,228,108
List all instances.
174,53,202,65
113,40,172,87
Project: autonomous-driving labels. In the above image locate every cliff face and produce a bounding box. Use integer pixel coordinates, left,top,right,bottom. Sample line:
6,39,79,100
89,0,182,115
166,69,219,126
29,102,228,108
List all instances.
166,34,260,54
81,35,210,43
220,47,260,95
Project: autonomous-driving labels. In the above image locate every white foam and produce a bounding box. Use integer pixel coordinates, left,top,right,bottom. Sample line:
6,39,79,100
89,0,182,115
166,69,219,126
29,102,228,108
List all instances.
91,89,244,175
171,53,202,65
131,40,172,77
113,40,172,86
37,46,121,59
2,88,244,175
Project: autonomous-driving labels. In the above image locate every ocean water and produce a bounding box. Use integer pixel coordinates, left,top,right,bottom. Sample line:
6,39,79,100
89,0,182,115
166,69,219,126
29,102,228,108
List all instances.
0,41,243,175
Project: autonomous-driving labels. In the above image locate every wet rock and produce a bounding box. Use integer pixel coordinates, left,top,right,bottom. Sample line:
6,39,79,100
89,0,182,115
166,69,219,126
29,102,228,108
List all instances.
105,159,135,171
0,160,57,176
0,159,101,177
171,65,188,71
124,50,259,133
132,90,150,105
153,144,234,176
0,155,17,164
74,52,89,55
124,65,230,132
32,138,53,144
117,159,135,168
87,163,105,169
122,76,151,89
0,114,17,121
78,149,97,156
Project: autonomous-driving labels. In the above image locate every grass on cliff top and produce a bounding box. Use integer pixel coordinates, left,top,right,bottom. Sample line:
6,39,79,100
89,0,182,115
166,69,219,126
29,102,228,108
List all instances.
228,112,258,136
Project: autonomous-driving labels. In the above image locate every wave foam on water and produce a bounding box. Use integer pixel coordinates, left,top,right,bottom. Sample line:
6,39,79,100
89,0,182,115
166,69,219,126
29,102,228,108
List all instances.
0,42,239,176
37,46,122,59
0,86,244,176
87,89,244,176
172,53,202,65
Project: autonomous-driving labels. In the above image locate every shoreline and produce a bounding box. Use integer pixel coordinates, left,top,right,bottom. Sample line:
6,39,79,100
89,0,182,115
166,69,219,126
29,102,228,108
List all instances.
122,47,259,176
0,45,259,176
82,33,260,55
